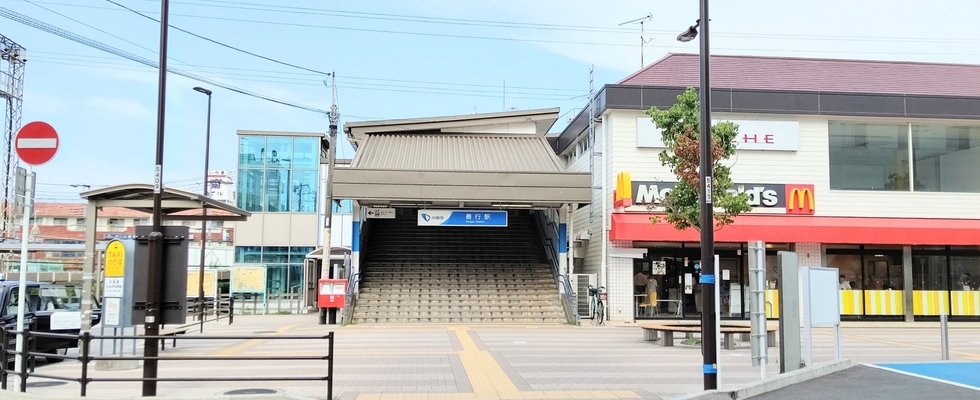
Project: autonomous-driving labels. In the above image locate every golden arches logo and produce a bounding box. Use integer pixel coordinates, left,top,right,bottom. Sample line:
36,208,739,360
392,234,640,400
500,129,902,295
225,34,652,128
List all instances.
614,172,632,207
786,185,815,214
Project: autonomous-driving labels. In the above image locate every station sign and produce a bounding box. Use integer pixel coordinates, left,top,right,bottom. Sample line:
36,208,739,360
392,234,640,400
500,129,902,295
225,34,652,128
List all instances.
366,207,395,219
417,210,508,227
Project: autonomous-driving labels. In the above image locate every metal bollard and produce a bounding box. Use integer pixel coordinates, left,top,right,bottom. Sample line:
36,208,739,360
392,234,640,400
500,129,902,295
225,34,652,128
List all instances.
940,313,949,361
80,331,91,397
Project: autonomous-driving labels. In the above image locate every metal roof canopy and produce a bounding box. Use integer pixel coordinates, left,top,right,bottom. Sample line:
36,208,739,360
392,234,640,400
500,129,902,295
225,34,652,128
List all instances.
336,109,591,209
79,183,251,221
305,246,351,261
74,183,251,332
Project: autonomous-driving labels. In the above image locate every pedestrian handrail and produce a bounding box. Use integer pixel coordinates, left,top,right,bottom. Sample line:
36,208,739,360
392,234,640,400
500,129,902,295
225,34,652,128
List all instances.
0,327,333,398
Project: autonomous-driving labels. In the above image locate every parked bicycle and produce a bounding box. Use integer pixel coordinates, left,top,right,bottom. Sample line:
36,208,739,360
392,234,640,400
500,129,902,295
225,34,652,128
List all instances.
588,285,606,324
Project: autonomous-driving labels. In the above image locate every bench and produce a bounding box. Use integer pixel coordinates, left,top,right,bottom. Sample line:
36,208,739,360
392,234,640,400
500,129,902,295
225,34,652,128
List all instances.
640,322,777,350
137,325,193,350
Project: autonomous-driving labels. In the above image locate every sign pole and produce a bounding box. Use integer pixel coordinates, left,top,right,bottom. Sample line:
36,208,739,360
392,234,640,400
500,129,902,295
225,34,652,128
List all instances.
13,165,33,391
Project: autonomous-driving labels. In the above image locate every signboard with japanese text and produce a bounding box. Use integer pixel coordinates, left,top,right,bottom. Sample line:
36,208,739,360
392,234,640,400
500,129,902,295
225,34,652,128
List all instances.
417,210,508,227
231,264,267,294
637,117,799,151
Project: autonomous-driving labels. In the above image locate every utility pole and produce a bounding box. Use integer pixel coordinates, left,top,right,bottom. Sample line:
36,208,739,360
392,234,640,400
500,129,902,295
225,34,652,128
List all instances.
320,71,338,325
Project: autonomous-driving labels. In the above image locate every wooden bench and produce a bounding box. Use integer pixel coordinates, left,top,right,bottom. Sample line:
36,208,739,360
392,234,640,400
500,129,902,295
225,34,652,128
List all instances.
640,323,777,350
137,325,193,350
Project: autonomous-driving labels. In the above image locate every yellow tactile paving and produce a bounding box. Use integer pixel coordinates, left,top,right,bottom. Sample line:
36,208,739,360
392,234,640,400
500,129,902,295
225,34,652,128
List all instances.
216,319,312,356
353,326,643,400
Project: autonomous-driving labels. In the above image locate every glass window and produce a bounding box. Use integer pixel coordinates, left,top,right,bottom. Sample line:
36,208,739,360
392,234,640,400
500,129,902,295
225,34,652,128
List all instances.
290,170,318,213
237,169,264,212
864,253,904,290
912,254,947,290
265,136,293,169
333,199,353,214
53,218,68,225
266,265,287,294
262,246,289,264
239,136,266,168
951,256,980,291
264,169,290,212
829,121,910,191
292,137,320,169
826,253,862,290
288,264,304,294
235,246,262,263
289,246,314,263
912,124,980,193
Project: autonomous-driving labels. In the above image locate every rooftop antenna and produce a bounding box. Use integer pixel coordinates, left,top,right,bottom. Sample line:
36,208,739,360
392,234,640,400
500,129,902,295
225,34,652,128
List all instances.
619,13,654,69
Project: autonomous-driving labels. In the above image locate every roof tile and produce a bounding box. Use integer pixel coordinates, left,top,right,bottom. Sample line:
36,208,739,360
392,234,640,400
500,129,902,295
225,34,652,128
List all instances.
619,53,980,98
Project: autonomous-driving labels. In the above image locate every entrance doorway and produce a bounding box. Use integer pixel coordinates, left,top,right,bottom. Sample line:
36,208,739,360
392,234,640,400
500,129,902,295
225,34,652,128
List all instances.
633,247,744,320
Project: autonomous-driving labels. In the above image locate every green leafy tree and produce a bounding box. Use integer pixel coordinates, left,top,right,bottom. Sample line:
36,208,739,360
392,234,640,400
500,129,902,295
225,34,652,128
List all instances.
644,87,751,231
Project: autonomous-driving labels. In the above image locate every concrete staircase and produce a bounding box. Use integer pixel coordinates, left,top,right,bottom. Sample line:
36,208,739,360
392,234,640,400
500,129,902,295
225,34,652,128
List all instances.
351,209,567,324
353,263,566,323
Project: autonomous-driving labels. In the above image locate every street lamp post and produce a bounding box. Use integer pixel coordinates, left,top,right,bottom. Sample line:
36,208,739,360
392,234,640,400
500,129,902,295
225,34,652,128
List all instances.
677,0,718,390
145,0,171,396
193,86,212,333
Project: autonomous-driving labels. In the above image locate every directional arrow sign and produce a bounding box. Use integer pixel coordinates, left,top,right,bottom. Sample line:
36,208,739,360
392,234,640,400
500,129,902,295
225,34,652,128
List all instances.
15,121,59,166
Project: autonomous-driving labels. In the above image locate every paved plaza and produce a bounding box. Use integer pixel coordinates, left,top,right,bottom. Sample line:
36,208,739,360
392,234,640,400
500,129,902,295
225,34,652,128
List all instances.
9,316,980,399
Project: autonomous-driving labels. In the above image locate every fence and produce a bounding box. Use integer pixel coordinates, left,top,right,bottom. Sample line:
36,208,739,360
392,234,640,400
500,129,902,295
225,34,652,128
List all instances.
0,327,334,398
231,292,306,315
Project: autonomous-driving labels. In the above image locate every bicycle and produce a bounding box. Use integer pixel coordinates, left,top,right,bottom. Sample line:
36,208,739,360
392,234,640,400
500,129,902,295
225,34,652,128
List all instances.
588,285,606,325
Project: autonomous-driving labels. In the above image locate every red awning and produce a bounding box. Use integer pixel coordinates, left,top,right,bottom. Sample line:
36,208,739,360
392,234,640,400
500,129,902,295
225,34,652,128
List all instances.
609,213,980,245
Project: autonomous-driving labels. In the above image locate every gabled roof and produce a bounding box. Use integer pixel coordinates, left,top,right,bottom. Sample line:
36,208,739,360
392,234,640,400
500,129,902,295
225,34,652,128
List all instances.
620,53,980,98
34,202,148,218
343,108,561,149
349,134,565,172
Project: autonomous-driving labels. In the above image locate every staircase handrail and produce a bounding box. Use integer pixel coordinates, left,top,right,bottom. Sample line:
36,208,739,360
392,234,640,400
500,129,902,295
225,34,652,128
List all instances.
532,210,576,316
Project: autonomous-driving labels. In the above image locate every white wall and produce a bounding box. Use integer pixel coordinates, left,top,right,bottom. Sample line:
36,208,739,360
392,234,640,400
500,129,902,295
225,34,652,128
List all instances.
607,110,980,219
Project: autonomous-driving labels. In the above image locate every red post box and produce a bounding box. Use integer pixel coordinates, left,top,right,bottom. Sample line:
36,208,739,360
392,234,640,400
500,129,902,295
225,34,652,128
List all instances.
318,279,347,309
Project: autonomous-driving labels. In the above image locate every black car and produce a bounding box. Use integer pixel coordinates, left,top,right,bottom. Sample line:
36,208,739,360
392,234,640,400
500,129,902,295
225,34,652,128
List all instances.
0,281,101,362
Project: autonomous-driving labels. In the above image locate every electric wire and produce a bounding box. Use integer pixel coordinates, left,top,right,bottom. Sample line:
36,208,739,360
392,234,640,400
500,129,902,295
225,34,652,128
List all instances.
0,5,330,115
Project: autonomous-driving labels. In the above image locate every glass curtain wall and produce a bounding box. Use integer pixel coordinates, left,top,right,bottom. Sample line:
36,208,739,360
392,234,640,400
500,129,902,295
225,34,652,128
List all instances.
911,246,980,318
826,246,905,318
829,121,980,193
237,135,319,213
234,246,315,295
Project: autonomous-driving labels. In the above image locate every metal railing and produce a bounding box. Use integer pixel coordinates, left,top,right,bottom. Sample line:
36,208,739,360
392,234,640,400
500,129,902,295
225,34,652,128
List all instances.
532,210,577,322
0,327,334,398
341,272,361,325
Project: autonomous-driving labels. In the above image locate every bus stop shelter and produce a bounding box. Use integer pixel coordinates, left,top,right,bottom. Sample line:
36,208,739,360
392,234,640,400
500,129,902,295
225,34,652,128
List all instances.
77,183,251,331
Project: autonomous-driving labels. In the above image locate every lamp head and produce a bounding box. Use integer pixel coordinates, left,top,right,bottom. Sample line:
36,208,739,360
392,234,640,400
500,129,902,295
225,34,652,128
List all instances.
676,19,701,43
193,86,212,95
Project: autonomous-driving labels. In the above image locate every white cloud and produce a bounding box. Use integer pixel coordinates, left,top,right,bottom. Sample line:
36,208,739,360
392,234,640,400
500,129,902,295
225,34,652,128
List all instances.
85,97,154,121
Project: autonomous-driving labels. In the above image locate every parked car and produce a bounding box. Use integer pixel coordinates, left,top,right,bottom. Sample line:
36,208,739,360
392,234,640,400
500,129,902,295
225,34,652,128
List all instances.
0,281,101,362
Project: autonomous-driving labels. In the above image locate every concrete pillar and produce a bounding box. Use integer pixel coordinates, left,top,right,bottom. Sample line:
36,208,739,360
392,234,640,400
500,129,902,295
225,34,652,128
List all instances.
80,202,99,332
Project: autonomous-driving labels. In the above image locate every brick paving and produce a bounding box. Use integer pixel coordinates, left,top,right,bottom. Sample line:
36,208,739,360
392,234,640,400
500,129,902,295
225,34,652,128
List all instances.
9,315,980,399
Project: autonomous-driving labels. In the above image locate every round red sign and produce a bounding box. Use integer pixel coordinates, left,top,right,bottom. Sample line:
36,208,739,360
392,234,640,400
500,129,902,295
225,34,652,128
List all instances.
15,121,59,166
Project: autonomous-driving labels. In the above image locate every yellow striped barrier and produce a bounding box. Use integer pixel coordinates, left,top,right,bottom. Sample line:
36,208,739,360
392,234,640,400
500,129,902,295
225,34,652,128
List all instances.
951,291,980,316
765,290,780,318
864,290,903,316
839,290,863,315
912,290,949,316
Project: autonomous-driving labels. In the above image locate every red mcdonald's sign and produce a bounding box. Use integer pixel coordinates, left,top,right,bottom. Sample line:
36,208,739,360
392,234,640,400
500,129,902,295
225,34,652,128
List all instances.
785,185,815,215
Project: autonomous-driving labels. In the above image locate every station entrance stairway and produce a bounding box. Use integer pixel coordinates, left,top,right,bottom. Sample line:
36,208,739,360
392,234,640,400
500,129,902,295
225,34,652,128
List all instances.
351,209,567,324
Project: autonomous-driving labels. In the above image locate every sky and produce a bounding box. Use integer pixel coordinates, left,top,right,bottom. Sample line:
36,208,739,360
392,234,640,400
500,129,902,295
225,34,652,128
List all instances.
1,0,979,202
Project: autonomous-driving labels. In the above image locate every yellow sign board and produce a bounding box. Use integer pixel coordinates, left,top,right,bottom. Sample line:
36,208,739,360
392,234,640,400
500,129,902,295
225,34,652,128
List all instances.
231,265,266,293
186,269,217,297
104,240,126,277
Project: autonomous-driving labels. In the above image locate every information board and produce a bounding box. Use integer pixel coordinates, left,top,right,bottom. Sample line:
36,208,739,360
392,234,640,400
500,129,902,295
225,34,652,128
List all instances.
186,269,218,297
231,264,267,293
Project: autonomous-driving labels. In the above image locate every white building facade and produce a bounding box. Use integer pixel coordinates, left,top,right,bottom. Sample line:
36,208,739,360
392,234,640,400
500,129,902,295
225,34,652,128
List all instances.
557,54,980,323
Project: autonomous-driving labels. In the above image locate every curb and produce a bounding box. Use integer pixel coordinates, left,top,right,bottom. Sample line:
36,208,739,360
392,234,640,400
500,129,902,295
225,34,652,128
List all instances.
668,358,855,400
0,393,316,400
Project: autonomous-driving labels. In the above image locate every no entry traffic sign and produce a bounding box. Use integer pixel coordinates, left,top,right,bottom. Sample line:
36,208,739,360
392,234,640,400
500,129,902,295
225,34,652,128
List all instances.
15,121,59,166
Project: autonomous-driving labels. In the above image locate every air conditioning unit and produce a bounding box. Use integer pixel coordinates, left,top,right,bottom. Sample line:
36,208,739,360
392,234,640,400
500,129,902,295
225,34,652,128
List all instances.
570,273,596,318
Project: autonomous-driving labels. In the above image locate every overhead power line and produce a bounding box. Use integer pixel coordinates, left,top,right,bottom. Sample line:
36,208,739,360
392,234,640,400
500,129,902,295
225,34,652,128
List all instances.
104,0,331,76
0,6,330,115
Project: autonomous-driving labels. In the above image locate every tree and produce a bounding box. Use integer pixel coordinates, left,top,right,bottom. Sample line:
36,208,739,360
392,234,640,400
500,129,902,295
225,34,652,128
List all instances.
645,87,751,231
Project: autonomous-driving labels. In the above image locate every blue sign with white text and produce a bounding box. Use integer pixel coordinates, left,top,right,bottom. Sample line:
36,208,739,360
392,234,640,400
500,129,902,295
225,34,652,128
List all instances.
417,210,508,227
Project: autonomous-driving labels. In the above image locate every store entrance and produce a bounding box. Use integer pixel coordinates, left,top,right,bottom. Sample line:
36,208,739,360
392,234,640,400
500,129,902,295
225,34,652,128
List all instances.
634,248,744,320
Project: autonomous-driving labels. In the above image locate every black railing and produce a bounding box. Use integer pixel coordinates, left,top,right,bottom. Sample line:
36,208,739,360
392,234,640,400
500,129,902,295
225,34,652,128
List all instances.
0,327,333,398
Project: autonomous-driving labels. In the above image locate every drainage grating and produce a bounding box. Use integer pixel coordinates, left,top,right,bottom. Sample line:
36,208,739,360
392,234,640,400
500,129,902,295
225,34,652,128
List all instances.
224,388,278,395
27,381,67,388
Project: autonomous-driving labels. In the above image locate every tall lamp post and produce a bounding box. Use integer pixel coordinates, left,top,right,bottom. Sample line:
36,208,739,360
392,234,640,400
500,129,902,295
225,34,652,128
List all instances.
677,0,718,390
193,86,213,333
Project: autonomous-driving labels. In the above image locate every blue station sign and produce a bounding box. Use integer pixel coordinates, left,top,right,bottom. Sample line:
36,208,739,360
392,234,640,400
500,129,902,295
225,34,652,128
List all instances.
417,210,508,227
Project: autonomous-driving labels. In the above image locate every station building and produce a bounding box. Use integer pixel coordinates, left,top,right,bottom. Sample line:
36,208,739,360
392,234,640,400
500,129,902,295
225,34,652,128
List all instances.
334,110,591,323
557,53,980,323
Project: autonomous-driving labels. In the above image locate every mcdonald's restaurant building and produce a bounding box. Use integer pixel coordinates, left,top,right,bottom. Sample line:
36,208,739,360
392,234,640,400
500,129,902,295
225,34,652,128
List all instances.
555,53,980,323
